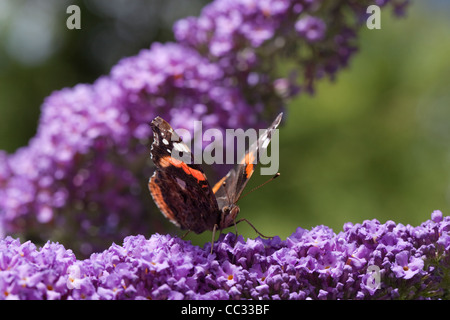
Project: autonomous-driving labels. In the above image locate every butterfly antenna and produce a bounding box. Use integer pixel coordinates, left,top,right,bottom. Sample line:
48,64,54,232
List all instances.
237,173,280,202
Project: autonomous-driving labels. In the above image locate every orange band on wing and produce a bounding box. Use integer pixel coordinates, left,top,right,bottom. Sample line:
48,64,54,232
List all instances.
245,163,254,178
241,152,256,165
148,177,178,226
161,156,206,182
212,175,228,194
241,152,256,178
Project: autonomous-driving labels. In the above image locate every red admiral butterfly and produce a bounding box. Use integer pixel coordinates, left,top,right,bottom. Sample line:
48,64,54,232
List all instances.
148,113,282,242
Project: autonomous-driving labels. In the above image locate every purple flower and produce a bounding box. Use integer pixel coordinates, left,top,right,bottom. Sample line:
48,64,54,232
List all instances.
431,210,443,223
391,251,424,280
0,237,76,299
0,211,449,300
295,16,327,42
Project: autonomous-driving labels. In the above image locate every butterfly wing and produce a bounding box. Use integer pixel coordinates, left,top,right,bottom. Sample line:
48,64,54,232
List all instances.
213,112,283,207
148,117,219,234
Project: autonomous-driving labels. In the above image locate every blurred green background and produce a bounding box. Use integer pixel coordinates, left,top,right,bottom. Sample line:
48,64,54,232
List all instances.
0,1,449,247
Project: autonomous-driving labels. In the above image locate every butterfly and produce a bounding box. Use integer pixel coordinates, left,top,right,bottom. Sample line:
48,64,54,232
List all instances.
148,113,282,244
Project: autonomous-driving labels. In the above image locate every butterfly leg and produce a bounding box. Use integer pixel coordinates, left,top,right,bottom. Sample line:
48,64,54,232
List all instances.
233,220,239,238
181,230,191,239
235,218,273,239
210,224,218,254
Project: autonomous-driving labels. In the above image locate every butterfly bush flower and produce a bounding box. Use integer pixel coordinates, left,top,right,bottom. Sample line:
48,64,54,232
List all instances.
0,237,76,299
295,16,326,42
0,0,409,255
0,211,448,300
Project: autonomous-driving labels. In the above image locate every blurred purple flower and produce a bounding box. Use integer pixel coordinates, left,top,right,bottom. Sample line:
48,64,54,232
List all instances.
295,16,327,42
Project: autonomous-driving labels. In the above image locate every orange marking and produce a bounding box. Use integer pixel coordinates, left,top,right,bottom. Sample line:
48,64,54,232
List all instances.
241,152,256,165
167,156,183,167
245,163,254,178
148,177,177,225
212,175,228,194
185,166,206,182
161,156,206,182
240,152,256,178
159,156,171,167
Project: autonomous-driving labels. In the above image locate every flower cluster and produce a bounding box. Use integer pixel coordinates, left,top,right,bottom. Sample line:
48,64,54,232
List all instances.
0,237,76,300
0,0,409,256
1,211,448,300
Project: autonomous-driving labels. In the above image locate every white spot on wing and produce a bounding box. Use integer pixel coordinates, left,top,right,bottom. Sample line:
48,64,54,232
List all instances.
173,142,190,153
261,138,270,149
260,132,268,141
162,138,169,145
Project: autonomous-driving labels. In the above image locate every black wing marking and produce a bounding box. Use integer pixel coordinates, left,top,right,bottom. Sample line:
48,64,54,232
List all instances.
150,116,193,165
